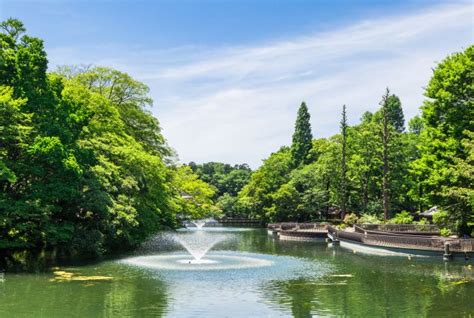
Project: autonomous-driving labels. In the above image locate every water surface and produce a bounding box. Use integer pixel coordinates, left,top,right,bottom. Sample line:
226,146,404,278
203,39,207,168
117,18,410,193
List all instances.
0,228,472,317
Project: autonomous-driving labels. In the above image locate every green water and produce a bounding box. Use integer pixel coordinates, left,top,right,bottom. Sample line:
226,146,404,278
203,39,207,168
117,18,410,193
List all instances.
1,228,473,317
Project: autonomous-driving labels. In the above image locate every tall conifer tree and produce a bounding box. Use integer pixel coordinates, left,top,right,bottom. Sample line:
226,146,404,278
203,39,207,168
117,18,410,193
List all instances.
340,105,348,219
380,89,391,221
386,95,405,133
291,102,313,167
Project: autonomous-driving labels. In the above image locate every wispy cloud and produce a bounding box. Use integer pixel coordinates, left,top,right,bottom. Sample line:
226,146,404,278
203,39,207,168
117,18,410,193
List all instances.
47,2,473,168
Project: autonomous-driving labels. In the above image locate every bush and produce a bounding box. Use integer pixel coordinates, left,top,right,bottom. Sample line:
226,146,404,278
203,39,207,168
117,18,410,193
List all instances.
440,228,452,237
387,211,414,224
414,218,429,225
358,213,382,224
343,213,358,226
433,210,449,228
337,223,347,230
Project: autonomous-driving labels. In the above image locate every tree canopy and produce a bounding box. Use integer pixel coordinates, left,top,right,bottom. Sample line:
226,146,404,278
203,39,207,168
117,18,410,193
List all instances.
291,102,313,167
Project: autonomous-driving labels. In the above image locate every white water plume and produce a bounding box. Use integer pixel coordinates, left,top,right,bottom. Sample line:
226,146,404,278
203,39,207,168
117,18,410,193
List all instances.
174,232,228,261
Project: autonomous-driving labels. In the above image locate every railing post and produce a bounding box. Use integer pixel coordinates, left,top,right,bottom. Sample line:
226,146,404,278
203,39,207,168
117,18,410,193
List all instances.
443,242,452,261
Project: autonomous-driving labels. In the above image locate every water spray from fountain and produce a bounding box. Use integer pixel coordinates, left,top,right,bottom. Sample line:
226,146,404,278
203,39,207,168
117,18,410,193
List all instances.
174,232,228,264
186,218,219,229
191,219,207,229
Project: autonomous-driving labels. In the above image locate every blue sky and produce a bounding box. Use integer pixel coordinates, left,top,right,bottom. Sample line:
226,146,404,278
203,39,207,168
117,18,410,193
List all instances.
1,0,473,167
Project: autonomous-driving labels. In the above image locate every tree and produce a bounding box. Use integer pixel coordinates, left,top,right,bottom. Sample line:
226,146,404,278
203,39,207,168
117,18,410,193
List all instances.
172,165,219,219
189,162,251,197
412,45,473,234
340,105,348,218
347,119,382,214
291,102,313,167
380,88,392,220
238,147,292,221
0,19,179,255
408,115,423,135
386,94,405,133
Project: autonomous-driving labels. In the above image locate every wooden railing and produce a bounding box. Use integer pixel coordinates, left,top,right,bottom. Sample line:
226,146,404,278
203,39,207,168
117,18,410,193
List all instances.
358,224,440,234
354,225,440,238
280,223,299,230
327,225,474,253
216,218,262,227
269,222,327,232
297,223,328,232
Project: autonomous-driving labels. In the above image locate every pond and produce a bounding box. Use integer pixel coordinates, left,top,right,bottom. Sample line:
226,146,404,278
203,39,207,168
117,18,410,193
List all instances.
0,228,473,317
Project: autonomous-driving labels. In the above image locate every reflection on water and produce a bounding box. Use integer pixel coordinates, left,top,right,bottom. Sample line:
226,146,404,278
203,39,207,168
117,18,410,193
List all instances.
0,229,473,317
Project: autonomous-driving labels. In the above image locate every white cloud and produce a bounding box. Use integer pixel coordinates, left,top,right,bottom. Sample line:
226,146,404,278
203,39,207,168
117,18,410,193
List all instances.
47,2,473,168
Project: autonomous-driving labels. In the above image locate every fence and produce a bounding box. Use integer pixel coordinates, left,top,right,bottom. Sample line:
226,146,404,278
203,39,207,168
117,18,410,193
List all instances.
328,225,474,253
358,224,440,234
269,222,327,232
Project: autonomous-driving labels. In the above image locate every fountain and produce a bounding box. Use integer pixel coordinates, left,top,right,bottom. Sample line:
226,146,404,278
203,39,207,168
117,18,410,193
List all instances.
190,219,207,229
173,232,227,263
121,229,278,271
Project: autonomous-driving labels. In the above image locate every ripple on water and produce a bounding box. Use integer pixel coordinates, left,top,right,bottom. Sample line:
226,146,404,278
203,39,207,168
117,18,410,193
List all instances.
119,251,332,282
176,227,254,232
121,252,273,271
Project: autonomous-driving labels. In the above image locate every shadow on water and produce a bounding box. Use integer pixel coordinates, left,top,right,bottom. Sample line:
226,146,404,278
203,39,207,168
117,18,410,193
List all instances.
0,259,170,318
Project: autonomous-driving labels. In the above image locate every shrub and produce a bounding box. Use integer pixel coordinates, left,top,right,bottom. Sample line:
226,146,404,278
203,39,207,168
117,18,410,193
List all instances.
337,223,347,230
433,210,449,228
440,228,452,237
387,211,414,224
343,213,358,225
414,218,429,225
358,213,382,224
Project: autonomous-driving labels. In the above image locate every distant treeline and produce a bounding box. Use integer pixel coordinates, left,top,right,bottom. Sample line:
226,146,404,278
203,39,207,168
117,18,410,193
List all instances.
227,45,472,235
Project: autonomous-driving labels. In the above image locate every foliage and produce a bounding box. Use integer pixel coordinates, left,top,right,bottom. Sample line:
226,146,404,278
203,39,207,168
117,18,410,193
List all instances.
340,105,348,218
385,94,405,133
414,218,429,225
440,228,452,237
188,162,251,217
387,211,414,224
0,19,182,256
358,213,382,224
216,193,239,216
343,213,359,226
432,210,450,228
291,102,313,167
237,147,292,221
189,162,251,197
171,166,219,219
411,45,473,234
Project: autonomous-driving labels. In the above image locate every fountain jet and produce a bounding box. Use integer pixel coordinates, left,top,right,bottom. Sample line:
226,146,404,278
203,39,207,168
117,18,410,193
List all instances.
174,232,227,263
190,219,207,229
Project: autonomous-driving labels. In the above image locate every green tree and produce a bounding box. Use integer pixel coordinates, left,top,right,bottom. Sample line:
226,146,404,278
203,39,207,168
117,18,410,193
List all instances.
172,165,219,219
291,102,313,167
386,94,405,133
380,88,392,220
413,45,473,234
0,19,179,255
340,105,348,218
238,147,292,221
